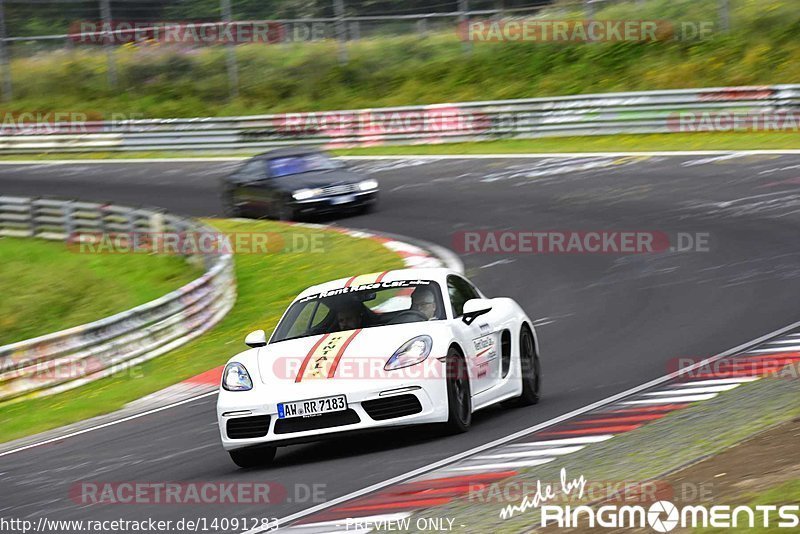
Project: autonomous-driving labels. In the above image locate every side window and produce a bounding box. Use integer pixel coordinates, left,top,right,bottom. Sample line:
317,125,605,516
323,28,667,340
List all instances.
447,276,479,317
286,301,330,338
237,159,266,181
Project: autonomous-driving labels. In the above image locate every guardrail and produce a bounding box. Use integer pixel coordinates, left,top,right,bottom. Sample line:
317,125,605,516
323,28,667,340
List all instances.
0,197,236,402
0,85,797,154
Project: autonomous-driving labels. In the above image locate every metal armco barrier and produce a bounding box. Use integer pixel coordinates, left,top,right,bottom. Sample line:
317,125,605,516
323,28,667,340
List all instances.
0,85,797,153
0,197,236,402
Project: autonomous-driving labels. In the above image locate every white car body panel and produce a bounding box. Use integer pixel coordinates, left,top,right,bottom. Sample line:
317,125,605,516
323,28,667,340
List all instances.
216,268,538,451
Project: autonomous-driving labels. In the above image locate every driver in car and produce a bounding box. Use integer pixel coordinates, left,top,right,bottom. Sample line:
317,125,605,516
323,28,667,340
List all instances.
335,300,364,331
410,287,438,320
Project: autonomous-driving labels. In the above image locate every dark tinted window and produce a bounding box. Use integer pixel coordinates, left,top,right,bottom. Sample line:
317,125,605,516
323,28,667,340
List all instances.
237,159,266,181
268,153,341,177
447,276,480,317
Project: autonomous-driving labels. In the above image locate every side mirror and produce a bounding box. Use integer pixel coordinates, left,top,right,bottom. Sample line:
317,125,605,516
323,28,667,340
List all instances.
245,330,267,348
462,298,492,325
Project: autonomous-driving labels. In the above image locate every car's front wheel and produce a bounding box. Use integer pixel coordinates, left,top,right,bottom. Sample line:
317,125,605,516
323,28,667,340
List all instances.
444,348,472,433
222,190,243,218
228,445,277,469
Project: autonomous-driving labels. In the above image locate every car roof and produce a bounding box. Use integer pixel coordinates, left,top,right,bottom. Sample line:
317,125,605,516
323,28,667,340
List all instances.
255,147,324,159
296,267,461,300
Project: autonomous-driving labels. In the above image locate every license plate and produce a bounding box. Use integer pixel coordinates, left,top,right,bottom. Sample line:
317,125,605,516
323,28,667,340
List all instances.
277,395,347,419
330,195,355,205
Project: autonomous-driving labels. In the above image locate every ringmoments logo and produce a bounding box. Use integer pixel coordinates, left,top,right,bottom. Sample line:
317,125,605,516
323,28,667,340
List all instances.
539,500,799,531
498,469,799,531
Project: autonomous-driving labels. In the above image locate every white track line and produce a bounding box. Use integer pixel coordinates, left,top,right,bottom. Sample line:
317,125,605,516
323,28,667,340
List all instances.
507,435,615,447
246,320,800,534
475,446,585,459
649,385,741,394
678,377,760,386
746,346,800,354
763,339,800,345
447,458,557,471
621,393,719,405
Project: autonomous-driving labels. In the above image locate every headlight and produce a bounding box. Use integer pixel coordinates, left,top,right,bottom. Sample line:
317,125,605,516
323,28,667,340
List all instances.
292,188,323,201
385,335,432,370
222,362,253,391
358,179,378,191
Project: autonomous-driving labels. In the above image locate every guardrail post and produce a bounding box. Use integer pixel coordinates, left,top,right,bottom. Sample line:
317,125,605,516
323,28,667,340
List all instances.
29,198,39,237
63,201,75,242
719,0,731,32
220,0,239,100
459,0,472,53
0,0,12,101
334,0,348,64
349,20,360,41
100,0,118,89
416,17,428,36
149,210,164,235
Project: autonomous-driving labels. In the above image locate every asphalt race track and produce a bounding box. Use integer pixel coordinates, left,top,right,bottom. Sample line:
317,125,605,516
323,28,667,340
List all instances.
1,153,799,529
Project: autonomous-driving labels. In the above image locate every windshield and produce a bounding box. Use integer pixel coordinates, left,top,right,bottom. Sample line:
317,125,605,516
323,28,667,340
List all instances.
268,153,341,178
271,280,445,343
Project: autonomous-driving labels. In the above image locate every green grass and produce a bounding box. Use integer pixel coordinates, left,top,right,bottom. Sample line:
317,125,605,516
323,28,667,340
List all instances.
334,132,800,155
0,132,795,162
0,237,202,345
2,0,798,117
0,219,403,443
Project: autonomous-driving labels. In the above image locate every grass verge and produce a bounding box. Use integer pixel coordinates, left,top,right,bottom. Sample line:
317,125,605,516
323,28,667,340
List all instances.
0,132,796,162
0,219,404,443
0,236,202,345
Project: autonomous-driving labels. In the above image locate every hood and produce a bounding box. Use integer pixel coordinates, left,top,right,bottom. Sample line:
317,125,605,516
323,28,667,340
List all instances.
266,169,365,191
257,322,448,384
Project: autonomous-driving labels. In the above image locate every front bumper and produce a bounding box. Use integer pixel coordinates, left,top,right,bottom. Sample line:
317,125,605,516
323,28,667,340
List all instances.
217,376,447,450
291,190,378,215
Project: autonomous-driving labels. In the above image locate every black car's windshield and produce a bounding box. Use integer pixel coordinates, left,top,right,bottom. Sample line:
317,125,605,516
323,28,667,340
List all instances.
271,280,445,343
268,153,341,178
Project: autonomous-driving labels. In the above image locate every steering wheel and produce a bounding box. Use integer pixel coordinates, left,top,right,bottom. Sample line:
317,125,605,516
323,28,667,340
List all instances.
387,310,429,324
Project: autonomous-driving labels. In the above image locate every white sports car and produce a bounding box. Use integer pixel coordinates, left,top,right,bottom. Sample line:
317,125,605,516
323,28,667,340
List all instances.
216,267,541,468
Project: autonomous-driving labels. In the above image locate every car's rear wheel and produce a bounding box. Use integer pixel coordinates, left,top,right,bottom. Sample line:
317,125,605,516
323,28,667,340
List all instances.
228,445,277,469
511,326,541,406
444,347,472,433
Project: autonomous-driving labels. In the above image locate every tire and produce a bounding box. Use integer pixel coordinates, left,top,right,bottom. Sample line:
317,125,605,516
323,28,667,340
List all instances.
228,445,277,469
510,326,541,406
222,191,243,218
277,203,297,222
444,347,472,433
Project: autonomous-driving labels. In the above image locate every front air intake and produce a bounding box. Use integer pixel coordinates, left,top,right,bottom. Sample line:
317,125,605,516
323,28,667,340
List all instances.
226,415,271,439
362,394,422,420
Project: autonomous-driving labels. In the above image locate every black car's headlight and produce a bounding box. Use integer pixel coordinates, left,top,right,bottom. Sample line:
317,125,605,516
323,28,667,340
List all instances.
385,335,432,370
358,179,378,191
292,188,323,201
222,362,253,391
